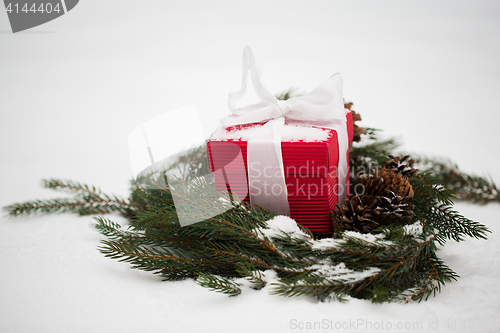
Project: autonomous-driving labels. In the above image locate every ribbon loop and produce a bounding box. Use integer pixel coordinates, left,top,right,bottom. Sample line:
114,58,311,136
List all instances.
222,46,349,214
277,100,290,117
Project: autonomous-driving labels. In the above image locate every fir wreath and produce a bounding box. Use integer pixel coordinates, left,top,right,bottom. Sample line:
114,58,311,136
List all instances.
3,102,494,303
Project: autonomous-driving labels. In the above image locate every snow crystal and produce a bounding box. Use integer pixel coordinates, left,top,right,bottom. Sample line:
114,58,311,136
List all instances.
309,261,381,284
267,215,299,232
211,124,330,142
260,269,279,284
343,231,387,242
257,215,310,240
310,237,346,251
402,221,424,237
433,184,445,191
234,269,279,292
343,231,396,247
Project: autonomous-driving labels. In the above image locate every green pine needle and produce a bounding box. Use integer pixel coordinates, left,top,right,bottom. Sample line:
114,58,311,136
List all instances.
196,273,242,296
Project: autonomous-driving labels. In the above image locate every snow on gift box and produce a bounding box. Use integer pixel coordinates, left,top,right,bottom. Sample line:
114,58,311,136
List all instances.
207,46,353,234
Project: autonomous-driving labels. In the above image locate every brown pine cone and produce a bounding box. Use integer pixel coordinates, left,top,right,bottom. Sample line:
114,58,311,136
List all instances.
357,168,414,198
344,102,365,143
332,195,379,234
384,155,418,179
368,189,415,226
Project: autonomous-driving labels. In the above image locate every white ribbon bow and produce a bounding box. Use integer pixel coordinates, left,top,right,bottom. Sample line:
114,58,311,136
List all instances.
222,46,349,215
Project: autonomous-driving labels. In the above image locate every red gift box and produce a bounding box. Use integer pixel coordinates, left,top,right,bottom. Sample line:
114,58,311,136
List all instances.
207,111,353,234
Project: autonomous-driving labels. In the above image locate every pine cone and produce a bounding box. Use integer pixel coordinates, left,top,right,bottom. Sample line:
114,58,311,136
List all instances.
384,155,418,178
368,188,415,226
358,169,414,198
352,165,416,230
332,195,379,234
344,102,365,143
333,152,418,234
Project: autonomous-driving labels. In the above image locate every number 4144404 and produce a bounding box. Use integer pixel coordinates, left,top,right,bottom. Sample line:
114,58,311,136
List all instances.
6,2,62,14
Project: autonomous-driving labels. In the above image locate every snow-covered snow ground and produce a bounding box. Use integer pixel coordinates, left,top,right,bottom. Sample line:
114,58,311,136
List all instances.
1,1,499,332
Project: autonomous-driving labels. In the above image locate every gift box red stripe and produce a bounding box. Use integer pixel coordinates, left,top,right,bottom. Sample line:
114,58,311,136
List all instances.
207,137,337,177
206,111,353,234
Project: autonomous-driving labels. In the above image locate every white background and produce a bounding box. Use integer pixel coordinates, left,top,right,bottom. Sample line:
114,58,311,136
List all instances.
1,1,499,332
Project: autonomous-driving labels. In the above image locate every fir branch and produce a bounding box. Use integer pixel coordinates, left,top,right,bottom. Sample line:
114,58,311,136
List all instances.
2,123,492,304
4,197,129,217
271,282,349,302
97,239,232,280
400,254,459,303
410,171,490,243
42,179,102,196
276,88,302,101
3,178,136,218
94,217,149,244
411,171,455,206
428,204,490,242
196,273,242,296
239,267,268,290
415,156,500,204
